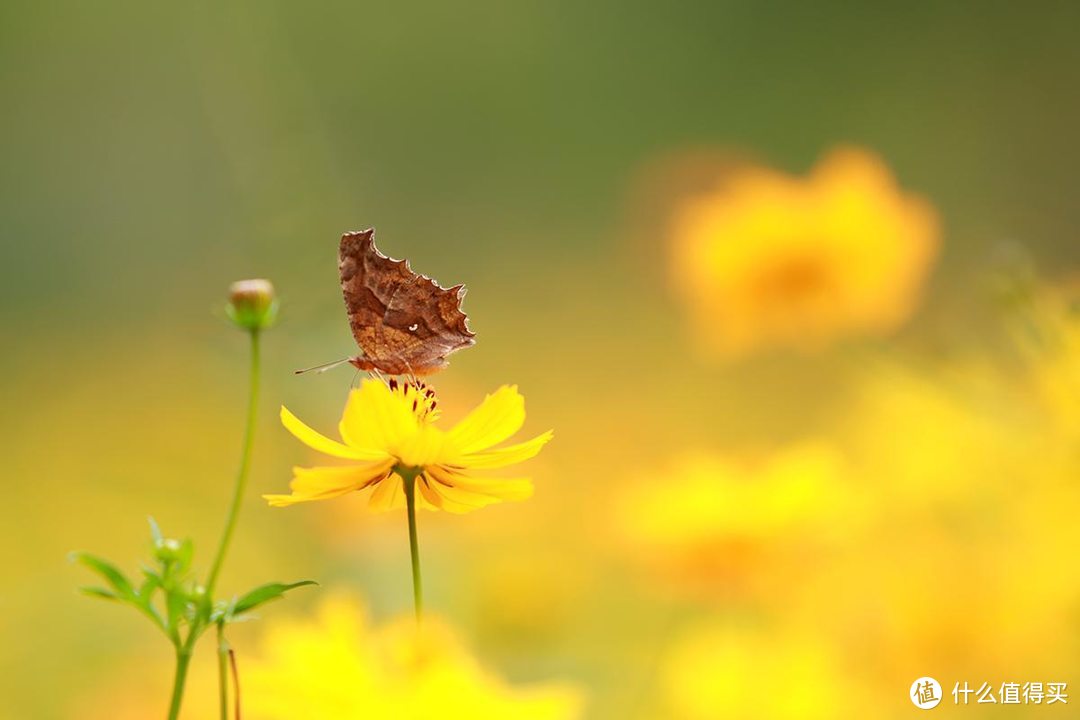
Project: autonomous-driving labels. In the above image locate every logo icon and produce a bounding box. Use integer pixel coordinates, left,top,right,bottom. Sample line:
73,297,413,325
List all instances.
911,677,942,709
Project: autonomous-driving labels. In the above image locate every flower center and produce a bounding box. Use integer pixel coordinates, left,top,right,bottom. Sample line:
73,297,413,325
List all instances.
388,377,440,423
752,253,833,309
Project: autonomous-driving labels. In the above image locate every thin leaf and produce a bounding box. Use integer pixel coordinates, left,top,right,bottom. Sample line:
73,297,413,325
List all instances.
72,553,134,599
137,572,161,602
165,583,193,635
175,538,194,574
233,580,318,615
138,603,168,636
80,586,121,601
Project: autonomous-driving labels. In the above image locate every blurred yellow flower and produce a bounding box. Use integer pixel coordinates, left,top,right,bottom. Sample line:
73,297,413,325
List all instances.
669,147,939,357
615,445,856,597
266,378,551,512
843,361,1024,513
663,621,862,720
1011,280,1080,438
70,594,583,720
243,594,584,720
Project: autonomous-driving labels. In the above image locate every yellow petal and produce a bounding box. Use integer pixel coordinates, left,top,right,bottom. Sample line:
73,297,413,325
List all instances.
264,463,390,507
447,385,526,454
367,472,404,512
339,379,419,454
428,466,534,502
452,476,534,502
367,470,437,512
414,474,473,513
459,430,553,470
415,472,502,513
281,406,388,461
396,425,450,467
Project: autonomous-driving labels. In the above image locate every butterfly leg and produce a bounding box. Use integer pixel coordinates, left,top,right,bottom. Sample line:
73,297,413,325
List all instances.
402,358,419,386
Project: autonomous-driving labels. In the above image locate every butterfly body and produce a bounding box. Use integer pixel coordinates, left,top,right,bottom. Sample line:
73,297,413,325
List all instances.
339,229,475,376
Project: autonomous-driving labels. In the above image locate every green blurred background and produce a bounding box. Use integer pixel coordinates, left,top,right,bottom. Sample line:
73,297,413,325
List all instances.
2,2,1079,718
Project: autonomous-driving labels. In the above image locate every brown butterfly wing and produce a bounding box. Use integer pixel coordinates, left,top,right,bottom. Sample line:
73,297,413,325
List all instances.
339,229,475,375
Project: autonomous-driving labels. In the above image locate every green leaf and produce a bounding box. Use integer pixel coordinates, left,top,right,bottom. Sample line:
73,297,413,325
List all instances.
233,580,318,615
137,571,161,601
72,553,134,599
165,586,187,631
175,538,194,574
135,601,168,636
72,546,176,639
80,586,121,601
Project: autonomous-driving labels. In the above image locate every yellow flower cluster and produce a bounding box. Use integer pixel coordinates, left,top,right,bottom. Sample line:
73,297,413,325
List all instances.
242,595,583,720
70,595,583,720
615,319,1080,716
664,623,863,720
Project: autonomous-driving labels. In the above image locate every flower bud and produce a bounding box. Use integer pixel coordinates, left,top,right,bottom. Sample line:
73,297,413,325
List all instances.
227,279,278,330
153,537,183,562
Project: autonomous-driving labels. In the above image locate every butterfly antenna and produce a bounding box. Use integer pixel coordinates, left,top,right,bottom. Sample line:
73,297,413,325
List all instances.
294,357,352,375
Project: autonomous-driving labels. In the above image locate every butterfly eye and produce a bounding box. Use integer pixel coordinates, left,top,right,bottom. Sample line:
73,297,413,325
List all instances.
408,323,419,332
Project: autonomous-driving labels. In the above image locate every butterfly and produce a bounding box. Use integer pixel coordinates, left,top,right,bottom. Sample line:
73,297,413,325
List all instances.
299,229,475,377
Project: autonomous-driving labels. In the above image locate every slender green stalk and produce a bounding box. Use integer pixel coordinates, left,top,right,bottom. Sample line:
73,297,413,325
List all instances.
167,649,192,720
229,647,241,720
217,623,230,720
206,329,262,596
402,470,424,621
168,328,262,720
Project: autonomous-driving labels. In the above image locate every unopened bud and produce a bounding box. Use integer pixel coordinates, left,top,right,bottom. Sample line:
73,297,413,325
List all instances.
227,279,278,330
154,537,183,562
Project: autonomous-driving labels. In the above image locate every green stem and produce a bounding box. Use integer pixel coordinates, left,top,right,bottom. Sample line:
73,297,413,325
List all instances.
402,470,423,621
206,329,261,597
229,647,242,720
167,649,192,720
163,328,262,720
216,623,229,720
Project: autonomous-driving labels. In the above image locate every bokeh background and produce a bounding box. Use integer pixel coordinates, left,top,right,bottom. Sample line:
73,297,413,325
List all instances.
2,2,1079,718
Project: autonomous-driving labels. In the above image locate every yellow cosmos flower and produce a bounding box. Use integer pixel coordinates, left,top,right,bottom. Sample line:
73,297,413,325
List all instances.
242,594,584,720
70,594,584,720
669,146,940,357
265,378,552,513
614,445,857,599
1010,280,1080,439
663,622,865,720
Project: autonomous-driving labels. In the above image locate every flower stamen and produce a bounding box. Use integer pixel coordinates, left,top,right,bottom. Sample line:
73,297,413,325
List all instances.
388,377,440,422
